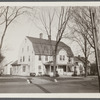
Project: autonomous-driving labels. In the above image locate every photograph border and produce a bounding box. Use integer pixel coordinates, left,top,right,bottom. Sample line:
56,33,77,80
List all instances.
0,1,99,98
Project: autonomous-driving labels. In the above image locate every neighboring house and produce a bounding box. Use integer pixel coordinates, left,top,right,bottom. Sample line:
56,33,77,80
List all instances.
73,56,91,75
11,60,21,75
12,34,74,76
3,61,13,75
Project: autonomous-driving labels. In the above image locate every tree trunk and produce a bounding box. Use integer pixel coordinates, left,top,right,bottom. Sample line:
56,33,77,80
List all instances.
84,57,88,77
53,43,58,81
53,54,56,77
84,35,88,77
91,9,100,92
94,48,100,92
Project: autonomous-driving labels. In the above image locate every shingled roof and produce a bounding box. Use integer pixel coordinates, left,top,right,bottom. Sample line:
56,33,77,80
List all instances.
27,36,74,57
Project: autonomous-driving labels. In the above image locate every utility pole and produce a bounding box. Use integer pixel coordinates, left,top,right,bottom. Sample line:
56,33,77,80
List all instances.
91,8,100,92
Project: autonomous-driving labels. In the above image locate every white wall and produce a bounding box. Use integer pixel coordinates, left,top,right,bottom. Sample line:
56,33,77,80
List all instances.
56,49,68,65
3,64,12,75
17,38,74,76
17,37,35,76
34,55,46,75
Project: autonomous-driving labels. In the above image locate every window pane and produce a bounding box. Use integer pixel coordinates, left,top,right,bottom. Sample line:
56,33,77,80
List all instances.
27,46,29,51
64,66,66,71
45,56,48,61
60,55,62,60
28,56,30,61
63,55,65,60
23,56,25,62
20,57,22,62
69,57,71,62
39,55,41,60
23,66,26,72
51,66,53,72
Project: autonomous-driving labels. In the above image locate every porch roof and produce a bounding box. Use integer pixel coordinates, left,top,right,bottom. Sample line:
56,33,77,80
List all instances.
11,60,21,66
44,62,67,66
44,61,53,66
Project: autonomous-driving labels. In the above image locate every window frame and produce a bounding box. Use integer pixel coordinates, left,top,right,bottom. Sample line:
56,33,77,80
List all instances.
20,57,22,62
68,57,71,62
45,56,48,61
39,55,41,61
23,56,25,62
60,55,62,61
28,56,30,62
63,55,65,61
23,66,26,72
27,46,29,51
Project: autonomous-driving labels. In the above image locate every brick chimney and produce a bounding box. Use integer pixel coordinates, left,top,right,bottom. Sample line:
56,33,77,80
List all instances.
39,33,43,39
78,55,80,58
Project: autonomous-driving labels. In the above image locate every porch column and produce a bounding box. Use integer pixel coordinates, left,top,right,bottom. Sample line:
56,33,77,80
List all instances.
50,65,51,72
66,65,68,72
56,65,58,71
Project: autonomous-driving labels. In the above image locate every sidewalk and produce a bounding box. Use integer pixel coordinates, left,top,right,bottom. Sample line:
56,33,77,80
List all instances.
31,77,53,84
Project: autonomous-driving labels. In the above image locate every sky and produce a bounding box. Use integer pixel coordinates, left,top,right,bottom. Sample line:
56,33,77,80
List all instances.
0,6,95,66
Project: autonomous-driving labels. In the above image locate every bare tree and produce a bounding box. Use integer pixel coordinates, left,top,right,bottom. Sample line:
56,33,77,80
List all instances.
70,7,97,77
33,7,71,81
54,7,71,79
90,7,100,92
69,6,100,91
66,25,93,77
0,6,33,64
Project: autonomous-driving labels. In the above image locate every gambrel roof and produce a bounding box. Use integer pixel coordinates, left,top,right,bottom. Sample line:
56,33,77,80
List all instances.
27,36,74,57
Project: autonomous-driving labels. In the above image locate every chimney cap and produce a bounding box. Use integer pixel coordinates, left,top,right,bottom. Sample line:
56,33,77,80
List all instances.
39,33,43,39
78,55,80,58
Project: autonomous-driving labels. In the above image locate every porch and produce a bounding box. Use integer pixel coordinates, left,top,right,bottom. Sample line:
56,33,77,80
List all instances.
45,64,73,77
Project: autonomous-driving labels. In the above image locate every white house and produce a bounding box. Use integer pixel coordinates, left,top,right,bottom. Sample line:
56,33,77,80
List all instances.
11,60,21,75
12,34,74,76
72,56,91,75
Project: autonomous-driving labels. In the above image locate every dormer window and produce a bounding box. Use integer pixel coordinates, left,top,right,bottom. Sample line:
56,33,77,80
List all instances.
60,55,62,60
68,57,71,62
28,56,30,61
63,55,65,60
45,56,48,61
27,46,29,51
39,55,41,60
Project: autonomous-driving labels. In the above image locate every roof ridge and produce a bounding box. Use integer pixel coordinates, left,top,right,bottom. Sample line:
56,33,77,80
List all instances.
27,36,69,46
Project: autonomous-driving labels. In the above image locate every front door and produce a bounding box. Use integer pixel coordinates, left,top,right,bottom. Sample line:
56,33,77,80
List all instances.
57,66,64,75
